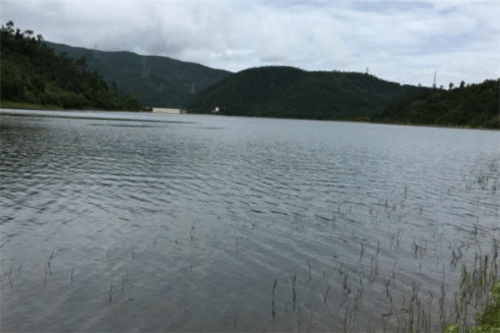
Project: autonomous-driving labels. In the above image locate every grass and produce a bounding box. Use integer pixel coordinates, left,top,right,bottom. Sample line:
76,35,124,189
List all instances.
439,240,500,333
0,100,63,110
442,281,500,332
0,100,106,111
383,240,499,333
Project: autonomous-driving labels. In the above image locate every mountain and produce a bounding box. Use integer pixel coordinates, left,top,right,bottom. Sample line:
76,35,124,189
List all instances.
45,42,233,108
185,66,428,119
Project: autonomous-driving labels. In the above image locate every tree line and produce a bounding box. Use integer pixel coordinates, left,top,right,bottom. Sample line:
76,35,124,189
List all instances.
369,78,499,128
186,65,499,129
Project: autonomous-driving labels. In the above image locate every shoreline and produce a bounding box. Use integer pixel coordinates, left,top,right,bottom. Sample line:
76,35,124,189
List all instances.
1,106,498,131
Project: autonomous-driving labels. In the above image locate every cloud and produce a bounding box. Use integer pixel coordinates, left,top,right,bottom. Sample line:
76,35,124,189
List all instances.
2,0,499,86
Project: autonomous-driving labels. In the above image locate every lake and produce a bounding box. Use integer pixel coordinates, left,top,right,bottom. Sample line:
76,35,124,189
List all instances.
1,109,499,332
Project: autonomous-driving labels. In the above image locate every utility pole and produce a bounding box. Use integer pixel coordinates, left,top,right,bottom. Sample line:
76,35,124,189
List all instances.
94,43,98,58
433,72,437,89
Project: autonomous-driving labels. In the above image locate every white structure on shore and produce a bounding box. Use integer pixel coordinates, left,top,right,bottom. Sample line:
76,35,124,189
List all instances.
152,108,183,115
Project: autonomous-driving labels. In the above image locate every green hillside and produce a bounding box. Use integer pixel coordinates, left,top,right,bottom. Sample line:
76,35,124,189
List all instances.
185,66,428,119
45,42,233,108
186,66,499,129
369,79,500,129
1,22,141,111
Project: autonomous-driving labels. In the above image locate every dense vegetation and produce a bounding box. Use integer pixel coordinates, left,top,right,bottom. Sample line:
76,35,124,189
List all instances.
185,66,428,119
45,41,232,108
369,79,500,129
443,281,500,332
1,21,142,111
185,66,499,129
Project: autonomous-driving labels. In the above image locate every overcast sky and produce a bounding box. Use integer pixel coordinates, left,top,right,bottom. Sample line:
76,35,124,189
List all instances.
3,0,499,87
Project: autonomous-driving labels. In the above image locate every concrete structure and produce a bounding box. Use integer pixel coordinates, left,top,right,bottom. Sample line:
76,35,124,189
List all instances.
152,108,182,115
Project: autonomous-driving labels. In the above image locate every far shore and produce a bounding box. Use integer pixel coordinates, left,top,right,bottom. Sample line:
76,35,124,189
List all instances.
1,104,497,131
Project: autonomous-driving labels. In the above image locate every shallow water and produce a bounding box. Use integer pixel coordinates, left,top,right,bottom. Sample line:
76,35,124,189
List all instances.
1,109,499,332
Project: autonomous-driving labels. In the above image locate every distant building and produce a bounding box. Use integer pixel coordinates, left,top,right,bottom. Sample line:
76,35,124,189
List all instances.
212,107,220,113
152,108,181,115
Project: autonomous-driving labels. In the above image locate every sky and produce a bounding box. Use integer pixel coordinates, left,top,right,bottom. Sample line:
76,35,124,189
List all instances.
2,0,499,87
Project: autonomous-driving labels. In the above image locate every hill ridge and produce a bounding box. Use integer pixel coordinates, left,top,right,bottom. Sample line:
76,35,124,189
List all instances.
45,41,233,108
186,65,426,119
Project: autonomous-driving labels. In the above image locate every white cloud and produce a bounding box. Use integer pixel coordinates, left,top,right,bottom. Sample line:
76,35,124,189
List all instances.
2,0,499,86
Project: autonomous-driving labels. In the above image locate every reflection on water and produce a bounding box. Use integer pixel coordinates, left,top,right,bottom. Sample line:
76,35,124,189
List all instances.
1,110,499,332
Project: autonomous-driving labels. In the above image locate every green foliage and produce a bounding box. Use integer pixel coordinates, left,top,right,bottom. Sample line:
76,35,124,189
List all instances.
0,100,62,110
1,58,26,100
185,66,426,120
442,282,500,333
0,21,142,111
475,282,500,329
185,65,498,129
371,79,499,129
44,41,232,108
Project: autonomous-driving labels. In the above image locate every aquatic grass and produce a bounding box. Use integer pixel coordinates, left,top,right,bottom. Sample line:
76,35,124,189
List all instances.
4,178,497,333
324,284,331,306
305,259,312,285
48,250,54,275
360,241,365,262
318,226,498,332
8,262,13,288
271,278,277,322
190,223,195,242
441,281,500,332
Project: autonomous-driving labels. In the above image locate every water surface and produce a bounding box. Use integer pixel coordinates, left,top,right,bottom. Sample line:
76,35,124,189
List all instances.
1,109,499,332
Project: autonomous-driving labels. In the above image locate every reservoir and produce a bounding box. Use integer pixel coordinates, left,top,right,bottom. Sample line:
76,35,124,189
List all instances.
1,109,498,332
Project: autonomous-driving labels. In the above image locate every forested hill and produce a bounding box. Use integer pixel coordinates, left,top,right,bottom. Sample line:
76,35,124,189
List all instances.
185,66,428,119
45,42,233,108
1,22,142,111
369,79,499,129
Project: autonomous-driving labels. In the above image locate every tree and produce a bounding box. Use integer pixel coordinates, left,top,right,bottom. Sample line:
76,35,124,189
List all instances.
6,20,14,34
449,82,453,90
460,81,465,89
75,56,87,72
0,21,142,111
110,81,118,92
